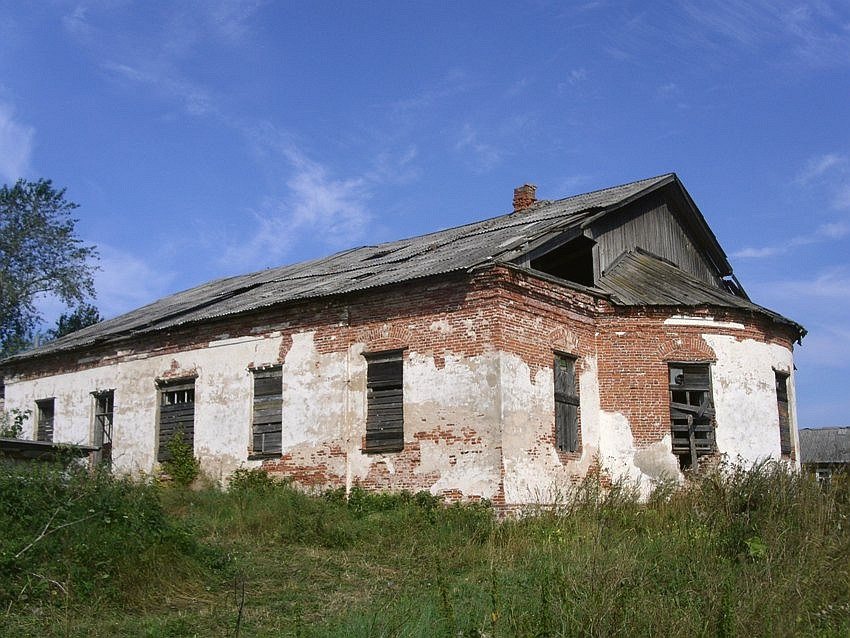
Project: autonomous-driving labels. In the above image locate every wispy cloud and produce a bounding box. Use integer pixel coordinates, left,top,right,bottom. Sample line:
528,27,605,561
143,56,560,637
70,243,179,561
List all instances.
103,62,217,117
0,101,34,182
774,266,850,299
387,69,470,114
454,123,505,173
795,152,848,185
95,244,178,318
221,129,373,269
680,0,850,68
733,222,849,258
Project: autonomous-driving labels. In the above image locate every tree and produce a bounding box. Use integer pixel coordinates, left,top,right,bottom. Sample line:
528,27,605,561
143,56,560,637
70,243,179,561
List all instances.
47,303,103,340
0,179,98,357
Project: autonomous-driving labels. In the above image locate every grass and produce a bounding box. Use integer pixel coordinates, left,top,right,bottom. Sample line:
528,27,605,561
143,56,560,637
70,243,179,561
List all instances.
1,461,848,637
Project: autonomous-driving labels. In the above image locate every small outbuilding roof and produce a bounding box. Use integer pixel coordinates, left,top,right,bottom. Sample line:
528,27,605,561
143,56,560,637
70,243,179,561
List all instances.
1,173,802,363
799,427,850,465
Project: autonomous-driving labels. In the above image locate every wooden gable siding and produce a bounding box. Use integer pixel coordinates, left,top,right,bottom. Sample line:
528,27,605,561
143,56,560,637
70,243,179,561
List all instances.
589,195,723,288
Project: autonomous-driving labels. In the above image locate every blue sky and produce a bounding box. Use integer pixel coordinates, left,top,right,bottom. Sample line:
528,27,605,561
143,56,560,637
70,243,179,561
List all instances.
1,1,848,426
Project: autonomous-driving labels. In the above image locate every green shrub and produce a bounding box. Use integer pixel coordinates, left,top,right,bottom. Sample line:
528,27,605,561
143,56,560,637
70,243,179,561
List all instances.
0,461,215,611
161,430,200,487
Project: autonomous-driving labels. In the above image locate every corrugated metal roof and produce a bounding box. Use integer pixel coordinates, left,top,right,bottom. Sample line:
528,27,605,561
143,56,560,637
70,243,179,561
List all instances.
1,173,799,362
799,427,850,465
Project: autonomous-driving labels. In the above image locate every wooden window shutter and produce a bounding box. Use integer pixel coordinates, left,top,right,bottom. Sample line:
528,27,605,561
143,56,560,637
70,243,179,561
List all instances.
157,381,195,462
554,354,580,452
364,350,404,452
251,367,283,457
775,372,792,457
36,398,55,442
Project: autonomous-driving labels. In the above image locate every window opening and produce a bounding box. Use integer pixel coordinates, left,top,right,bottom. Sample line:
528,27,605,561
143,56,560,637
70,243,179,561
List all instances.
364,350,404,452
669,363,715,470
157,381,195,462
530,235,595,287
36,398,55,442
554,354,580,452
775,372,792,458
251,367,282,458
93,391,114,466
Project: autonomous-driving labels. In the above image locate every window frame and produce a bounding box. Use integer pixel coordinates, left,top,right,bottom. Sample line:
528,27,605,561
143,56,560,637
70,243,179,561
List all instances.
92,390,115,466
36,398,55,442
156,379,196,462
363,349,405,453
249,366,283,460
668,362,716,470
553,352,580,453
774,371,793,458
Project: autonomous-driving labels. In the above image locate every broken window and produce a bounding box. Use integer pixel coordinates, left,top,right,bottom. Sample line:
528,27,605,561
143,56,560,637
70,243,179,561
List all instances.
157,381,195,462
530,235,596,287
775,372,792,458
364,350,404,452
251,367,282,458
36,398,55,442
93,390,114,466
554,353,580,452
669,363,715,470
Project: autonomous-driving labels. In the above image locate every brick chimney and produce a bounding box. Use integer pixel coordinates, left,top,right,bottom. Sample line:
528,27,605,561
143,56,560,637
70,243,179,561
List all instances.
513,184,537,212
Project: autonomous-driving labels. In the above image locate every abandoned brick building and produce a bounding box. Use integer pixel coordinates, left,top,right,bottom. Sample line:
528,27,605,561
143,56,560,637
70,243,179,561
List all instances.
0,173,805,505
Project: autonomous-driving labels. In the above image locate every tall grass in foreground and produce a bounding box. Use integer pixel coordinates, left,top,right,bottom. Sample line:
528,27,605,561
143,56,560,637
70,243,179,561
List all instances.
1,461,848,637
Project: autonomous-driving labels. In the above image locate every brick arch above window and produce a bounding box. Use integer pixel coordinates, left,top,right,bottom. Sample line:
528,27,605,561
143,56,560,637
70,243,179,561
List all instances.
656,336,716,362
359,323,411,352
546,327,582,357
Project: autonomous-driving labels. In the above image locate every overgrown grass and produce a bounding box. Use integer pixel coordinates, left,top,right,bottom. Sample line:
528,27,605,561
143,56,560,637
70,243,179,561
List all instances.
1,461,848,637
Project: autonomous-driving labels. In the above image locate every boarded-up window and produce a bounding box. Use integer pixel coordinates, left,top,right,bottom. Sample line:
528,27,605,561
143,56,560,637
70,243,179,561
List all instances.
93,390,114,466
775,372,792,458
36,398,55,442
364,350,404,452
157,381,195,462
669,363,715,470
251,367,282,457
554,354,580,452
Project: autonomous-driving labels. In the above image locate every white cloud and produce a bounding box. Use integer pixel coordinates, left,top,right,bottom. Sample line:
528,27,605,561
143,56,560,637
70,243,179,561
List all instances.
680,0,850,68
795,152,847,184
103,62,217,117
732,222,849,258
455,123,505,173
0,101,34,182
94,244,177,318
220,142,373,270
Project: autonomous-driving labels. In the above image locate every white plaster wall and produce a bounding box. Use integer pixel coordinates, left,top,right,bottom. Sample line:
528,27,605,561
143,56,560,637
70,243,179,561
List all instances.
403,350,502,499
500,353,601,504
703,334,797,465
3,334,283,477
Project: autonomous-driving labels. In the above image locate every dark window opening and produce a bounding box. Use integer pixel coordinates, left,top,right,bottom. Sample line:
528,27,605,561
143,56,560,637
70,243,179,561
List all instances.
775,372,792,458
36,398,55,442
251,367,282,458
364,350,404,453
554,353,580,452
93,391,114,466
669,364,715,471
530,236,595,287
158,381,195,462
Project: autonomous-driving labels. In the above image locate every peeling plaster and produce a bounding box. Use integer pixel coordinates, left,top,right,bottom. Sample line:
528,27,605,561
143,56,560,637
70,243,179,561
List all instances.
703,334,797,463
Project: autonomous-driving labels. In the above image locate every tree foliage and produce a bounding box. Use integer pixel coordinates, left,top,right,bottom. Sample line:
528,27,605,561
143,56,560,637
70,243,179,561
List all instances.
46,302,103,340
0,179,98,356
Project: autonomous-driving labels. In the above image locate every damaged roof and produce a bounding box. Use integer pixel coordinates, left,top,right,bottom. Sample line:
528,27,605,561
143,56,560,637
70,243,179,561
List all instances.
799,427,850,465
2,173,802,362
596,248,799,329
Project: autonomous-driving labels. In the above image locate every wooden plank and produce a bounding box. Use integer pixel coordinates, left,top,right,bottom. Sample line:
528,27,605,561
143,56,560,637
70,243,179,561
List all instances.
254,377,282,396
